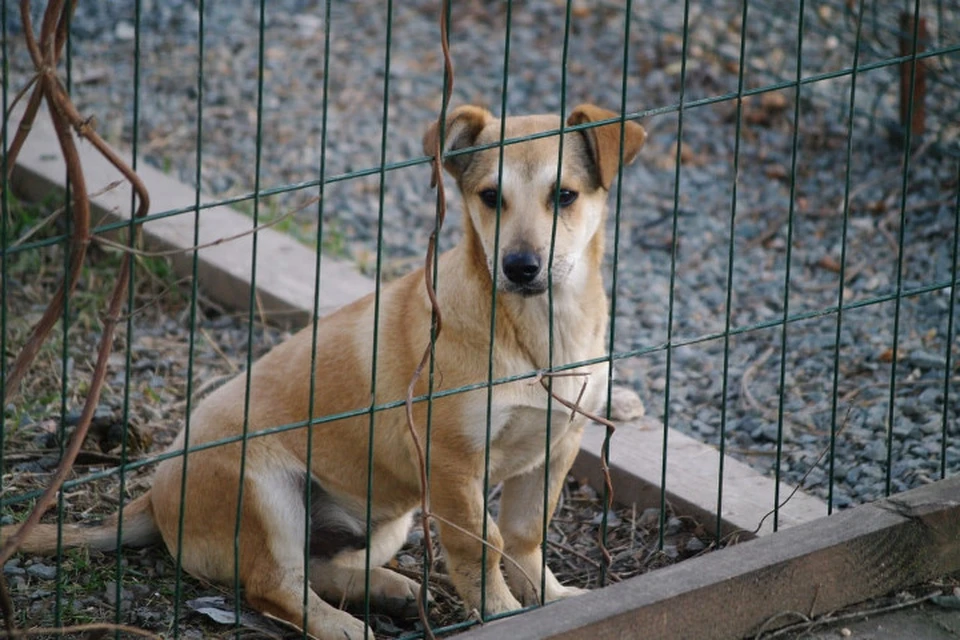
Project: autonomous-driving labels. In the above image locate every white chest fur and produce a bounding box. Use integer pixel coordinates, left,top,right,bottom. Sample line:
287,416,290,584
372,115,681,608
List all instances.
458,288,607,482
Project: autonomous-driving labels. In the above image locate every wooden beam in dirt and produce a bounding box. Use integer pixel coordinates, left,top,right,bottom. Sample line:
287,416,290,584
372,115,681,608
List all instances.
573,420,827,538
7,107,373,327
456,475,960,640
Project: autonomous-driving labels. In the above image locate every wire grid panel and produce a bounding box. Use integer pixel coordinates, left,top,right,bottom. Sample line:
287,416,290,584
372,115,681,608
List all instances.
1,0,959,638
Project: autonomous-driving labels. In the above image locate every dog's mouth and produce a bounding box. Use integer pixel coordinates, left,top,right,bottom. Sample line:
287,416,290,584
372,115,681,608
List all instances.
501,280,549,297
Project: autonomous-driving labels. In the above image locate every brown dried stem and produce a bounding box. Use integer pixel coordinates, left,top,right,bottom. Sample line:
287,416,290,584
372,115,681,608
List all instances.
0,0,150,634
403,3,454,638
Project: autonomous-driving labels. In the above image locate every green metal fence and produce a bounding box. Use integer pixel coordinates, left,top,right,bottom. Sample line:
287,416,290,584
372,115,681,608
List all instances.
1,0,959,638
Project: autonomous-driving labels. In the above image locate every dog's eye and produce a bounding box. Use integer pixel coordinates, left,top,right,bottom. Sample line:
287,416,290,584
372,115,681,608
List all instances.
557,189,579,208
479,189,501,209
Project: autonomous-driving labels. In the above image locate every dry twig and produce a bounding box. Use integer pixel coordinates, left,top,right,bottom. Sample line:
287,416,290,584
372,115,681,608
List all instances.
0,0,150,634
402,3,454,637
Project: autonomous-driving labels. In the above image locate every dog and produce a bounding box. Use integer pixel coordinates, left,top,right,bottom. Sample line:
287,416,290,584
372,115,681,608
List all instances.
4,103,645,639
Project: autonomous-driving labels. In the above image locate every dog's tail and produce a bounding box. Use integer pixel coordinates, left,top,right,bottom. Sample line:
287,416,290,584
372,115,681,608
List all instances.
1,492,160,555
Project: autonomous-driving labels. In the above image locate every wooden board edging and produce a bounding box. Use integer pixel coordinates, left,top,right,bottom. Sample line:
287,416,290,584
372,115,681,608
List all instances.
573,421,827,539
7,107,373,326
456,475,960,640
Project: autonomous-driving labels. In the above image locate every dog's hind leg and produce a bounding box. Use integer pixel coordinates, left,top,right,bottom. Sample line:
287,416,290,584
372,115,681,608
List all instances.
151,452,371,640
239,473,375,640
245,557,372,640
310,511,423,619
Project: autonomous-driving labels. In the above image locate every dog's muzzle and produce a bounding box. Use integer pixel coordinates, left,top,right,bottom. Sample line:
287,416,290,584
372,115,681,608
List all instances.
502,251,546,295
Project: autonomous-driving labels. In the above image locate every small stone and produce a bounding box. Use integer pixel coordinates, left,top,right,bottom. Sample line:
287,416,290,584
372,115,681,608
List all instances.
104,581,133,607
891,421,919,440
405,527,424,546
115,20,136,41
26,563,58,581
589,510,621,528
904,350,947,370
862,441,888,463
920,417,944,436
296,13,324,36
684,537,706,553
638,508,660,529
899,400,925,422
665,517,683,536
3,560,24,576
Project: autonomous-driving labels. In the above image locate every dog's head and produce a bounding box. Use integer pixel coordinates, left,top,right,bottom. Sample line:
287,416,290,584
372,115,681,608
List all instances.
424,104,646,296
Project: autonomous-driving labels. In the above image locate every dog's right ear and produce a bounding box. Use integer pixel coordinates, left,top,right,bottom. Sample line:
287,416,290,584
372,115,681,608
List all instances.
423,105,492,183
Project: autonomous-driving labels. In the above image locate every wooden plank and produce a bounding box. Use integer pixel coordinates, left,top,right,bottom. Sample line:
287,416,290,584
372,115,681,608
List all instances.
6,107,373,326
457,475,960,640
573,419,827,538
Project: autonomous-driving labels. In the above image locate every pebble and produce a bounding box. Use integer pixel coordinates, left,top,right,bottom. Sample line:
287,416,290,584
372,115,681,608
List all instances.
590,510,622,528
905,350,947,370
862,441,889,464
684,537,706,553
26,563,58,581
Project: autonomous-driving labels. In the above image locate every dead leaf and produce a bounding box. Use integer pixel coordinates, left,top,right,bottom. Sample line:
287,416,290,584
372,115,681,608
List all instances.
817,255,842,273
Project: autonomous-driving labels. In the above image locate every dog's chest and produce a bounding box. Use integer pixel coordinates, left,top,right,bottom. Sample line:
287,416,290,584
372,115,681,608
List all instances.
458,360,604,480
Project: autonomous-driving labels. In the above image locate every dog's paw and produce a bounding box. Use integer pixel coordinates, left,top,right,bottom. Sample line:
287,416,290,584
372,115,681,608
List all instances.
511,576,587,607
549,584,588,601
482,591,524,616
606,386,645,422
370,568,430,619
340,617,375,640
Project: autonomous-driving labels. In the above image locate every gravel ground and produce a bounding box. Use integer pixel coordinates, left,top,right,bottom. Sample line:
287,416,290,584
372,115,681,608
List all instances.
3,0,960,633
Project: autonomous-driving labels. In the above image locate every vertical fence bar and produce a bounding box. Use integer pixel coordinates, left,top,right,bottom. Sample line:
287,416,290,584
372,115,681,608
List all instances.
716,0,751,543
233,0,270,632
365,0,396,630
884,0,924,497
423,0,455,626
114,1,143,635
541,0,573,595
481,0,511,617
601,0,636,575
0,0,9,561
301,1,335,634
772,0,806,532
660,0,691,550
172,0,206,635
942,159,960,480
827,0,866,516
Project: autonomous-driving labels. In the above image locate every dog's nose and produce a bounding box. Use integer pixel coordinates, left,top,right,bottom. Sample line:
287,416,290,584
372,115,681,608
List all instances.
502,252,541,285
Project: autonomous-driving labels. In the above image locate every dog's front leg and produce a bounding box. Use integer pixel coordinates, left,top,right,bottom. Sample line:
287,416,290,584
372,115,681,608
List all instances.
497,425,588,606
431,473,522,616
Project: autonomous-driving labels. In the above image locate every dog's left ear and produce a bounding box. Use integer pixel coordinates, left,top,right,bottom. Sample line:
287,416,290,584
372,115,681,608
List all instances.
567,104,646,190
423,105,493,185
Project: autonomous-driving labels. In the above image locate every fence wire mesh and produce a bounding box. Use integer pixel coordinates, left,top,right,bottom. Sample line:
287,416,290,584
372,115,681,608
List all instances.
0,0,958,638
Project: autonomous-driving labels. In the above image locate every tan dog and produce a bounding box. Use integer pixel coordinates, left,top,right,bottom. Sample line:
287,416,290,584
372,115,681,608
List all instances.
4,104,645,639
